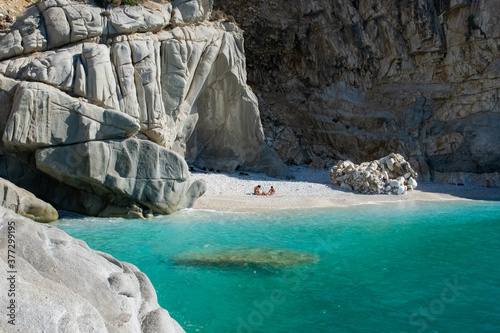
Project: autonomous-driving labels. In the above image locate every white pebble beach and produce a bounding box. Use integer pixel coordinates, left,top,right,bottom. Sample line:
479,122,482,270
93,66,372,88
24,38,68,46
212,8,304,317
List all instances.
190,166,500,212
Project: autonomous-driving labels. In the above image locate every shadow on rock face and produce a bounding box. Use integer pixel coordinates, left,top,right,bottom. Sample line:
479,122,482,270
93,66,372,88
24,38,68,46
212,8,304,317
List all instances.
171,246,319,269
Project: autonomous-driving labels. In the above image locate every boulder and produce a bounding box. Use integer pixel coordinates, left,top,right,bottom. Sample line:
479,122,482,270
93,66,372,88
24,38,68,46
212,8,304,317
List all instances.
0,177,57,222
0,0,289,217
35,138,206,215
330,153,418,195
171,0,212,27
42,5,71,48
108,2,172,35
2,80,140,152
0,207,185,332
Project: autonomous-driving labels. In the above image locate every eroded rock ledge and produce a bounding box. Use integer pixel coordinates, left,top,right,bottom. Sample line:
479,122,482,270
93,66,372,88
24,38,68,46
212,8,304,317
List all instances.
0,177,58,222
0,207,184,332
0,0,289,217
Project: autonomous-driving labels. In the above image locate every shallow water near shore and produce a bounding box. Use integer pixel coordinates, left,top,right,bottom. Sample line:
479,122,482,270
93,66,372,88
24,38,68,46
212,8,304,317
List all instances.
54,200,500,333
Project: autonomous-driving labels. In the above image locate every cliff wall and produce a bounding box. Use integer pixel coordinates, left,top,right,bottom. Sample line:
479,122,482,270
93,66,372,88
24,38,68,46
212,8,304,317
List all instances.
0,0,289,217
215,0,500,186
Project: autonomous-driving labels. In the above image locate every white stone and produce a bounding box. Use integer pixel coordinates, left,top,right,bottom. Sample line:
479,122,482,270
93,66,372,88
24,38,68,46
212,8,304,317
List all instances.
389,179,400,188
386,158,395,171
407,177,418,188
397,185,407,195
0,207,185,332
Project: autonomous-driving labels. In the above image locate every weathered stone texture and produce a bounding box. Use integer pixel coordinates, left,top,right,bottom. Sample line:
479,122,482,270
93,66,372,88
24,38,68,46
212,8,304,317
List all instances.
36,138,206,215
0,177,57,222
0,207,185,332
0,0,288,217
2,79,140,152
215,0,500,185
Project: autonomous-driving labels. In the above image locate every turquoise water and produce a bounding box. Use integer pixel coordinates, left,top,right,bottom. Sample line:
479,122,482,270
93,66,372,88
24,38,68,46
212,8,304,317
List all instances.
54,200,500,333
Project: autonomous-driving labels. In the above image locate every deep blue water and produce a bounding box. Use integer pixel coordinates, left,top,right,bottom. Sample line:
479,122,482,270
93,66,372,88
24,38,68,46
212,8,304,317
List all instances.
53,200,500,333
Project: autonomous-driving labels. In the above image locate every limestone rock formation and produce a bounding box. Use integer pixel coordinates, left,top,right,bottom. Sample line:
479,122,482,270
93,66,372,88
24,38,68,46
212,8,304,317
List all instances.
330,153,418,195
3,80,140,152
36,138,205,215
0,0,289,216
0,207,184,332
215,0,500,186
0,177,58,222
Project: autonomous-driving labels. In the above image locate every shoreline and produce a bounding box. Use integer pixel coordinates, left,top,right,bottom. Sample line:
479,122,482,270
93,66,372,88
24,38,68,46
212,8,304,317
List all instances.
191,167,500,212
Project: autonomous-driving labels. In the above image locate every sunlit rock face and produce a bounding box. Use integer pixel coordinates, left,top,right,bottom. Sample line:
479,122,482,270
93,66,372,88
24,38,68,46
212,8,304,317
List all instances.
0,177,58,222
215,0,500,186
0,207,185,333
172,246,320,269
0,0,289,217
330,153,419,195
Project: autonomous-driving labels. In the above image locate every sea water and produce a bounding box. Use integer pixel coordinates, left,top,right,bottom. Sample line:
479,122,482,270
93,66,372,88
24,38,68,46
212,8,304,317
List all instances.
53,200,500,333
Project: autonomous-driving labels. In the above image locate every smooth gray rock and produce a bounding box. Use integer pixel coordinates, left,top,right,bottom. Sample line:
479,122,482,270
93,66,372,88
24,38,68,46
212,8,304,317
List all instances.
0,177,58,222
43,6,71,49
0,4,289,178
171,0,212,27
22,50,74,90
0,154,112,217
108,3,171,35
18,7,47,54
82,43,121,110
0,207,185,332
0,0,289,217
2,80,140,152
63,3,104,43
0,30,23,60
35,138,206,214
0,75,17,153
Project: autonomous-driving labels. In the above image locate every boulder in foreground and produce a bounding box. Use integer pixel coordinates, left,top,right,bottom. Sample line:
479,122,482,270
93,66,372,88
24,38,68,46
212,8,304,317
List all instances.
36,138,207,216
0,207,185,332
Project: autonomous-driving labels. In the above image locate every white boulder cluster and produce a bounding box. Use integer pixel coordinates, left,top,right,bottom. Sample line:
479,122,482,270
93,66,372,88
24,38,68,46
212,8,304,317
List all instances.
330,153,418,195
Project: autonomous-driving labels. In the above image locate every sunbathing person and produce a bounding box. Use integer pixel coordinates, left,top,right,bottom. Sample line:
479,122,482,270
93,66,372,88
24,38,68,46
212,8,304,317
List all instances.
267,186,276,196
254,185,262,195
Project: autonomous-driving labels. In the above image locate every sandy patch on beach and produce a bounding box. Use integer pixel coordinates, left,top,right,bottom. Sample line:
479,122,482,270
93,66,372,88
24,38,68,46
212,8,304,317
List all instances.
191,166,500,212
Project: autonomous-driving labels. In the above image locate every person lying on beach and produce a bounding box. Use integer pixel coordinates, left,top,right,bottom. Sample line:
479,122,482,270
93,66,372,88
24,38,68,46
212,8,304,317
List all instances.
267,186,276,196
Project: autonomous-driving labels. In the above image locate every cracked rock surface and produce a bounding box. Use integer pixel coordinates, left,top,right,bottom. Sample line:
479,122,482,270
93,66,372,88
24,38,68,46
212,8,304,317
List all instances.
0,0,289,217
0,207,184,332
215,0,500,187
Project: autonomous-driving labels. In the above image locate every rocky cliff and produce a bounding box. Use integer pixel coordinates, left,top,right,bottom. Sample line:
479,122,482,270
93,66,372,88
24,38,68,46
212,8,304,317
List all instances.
0,207,184,332
0,0,289,217
215,0,500,186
